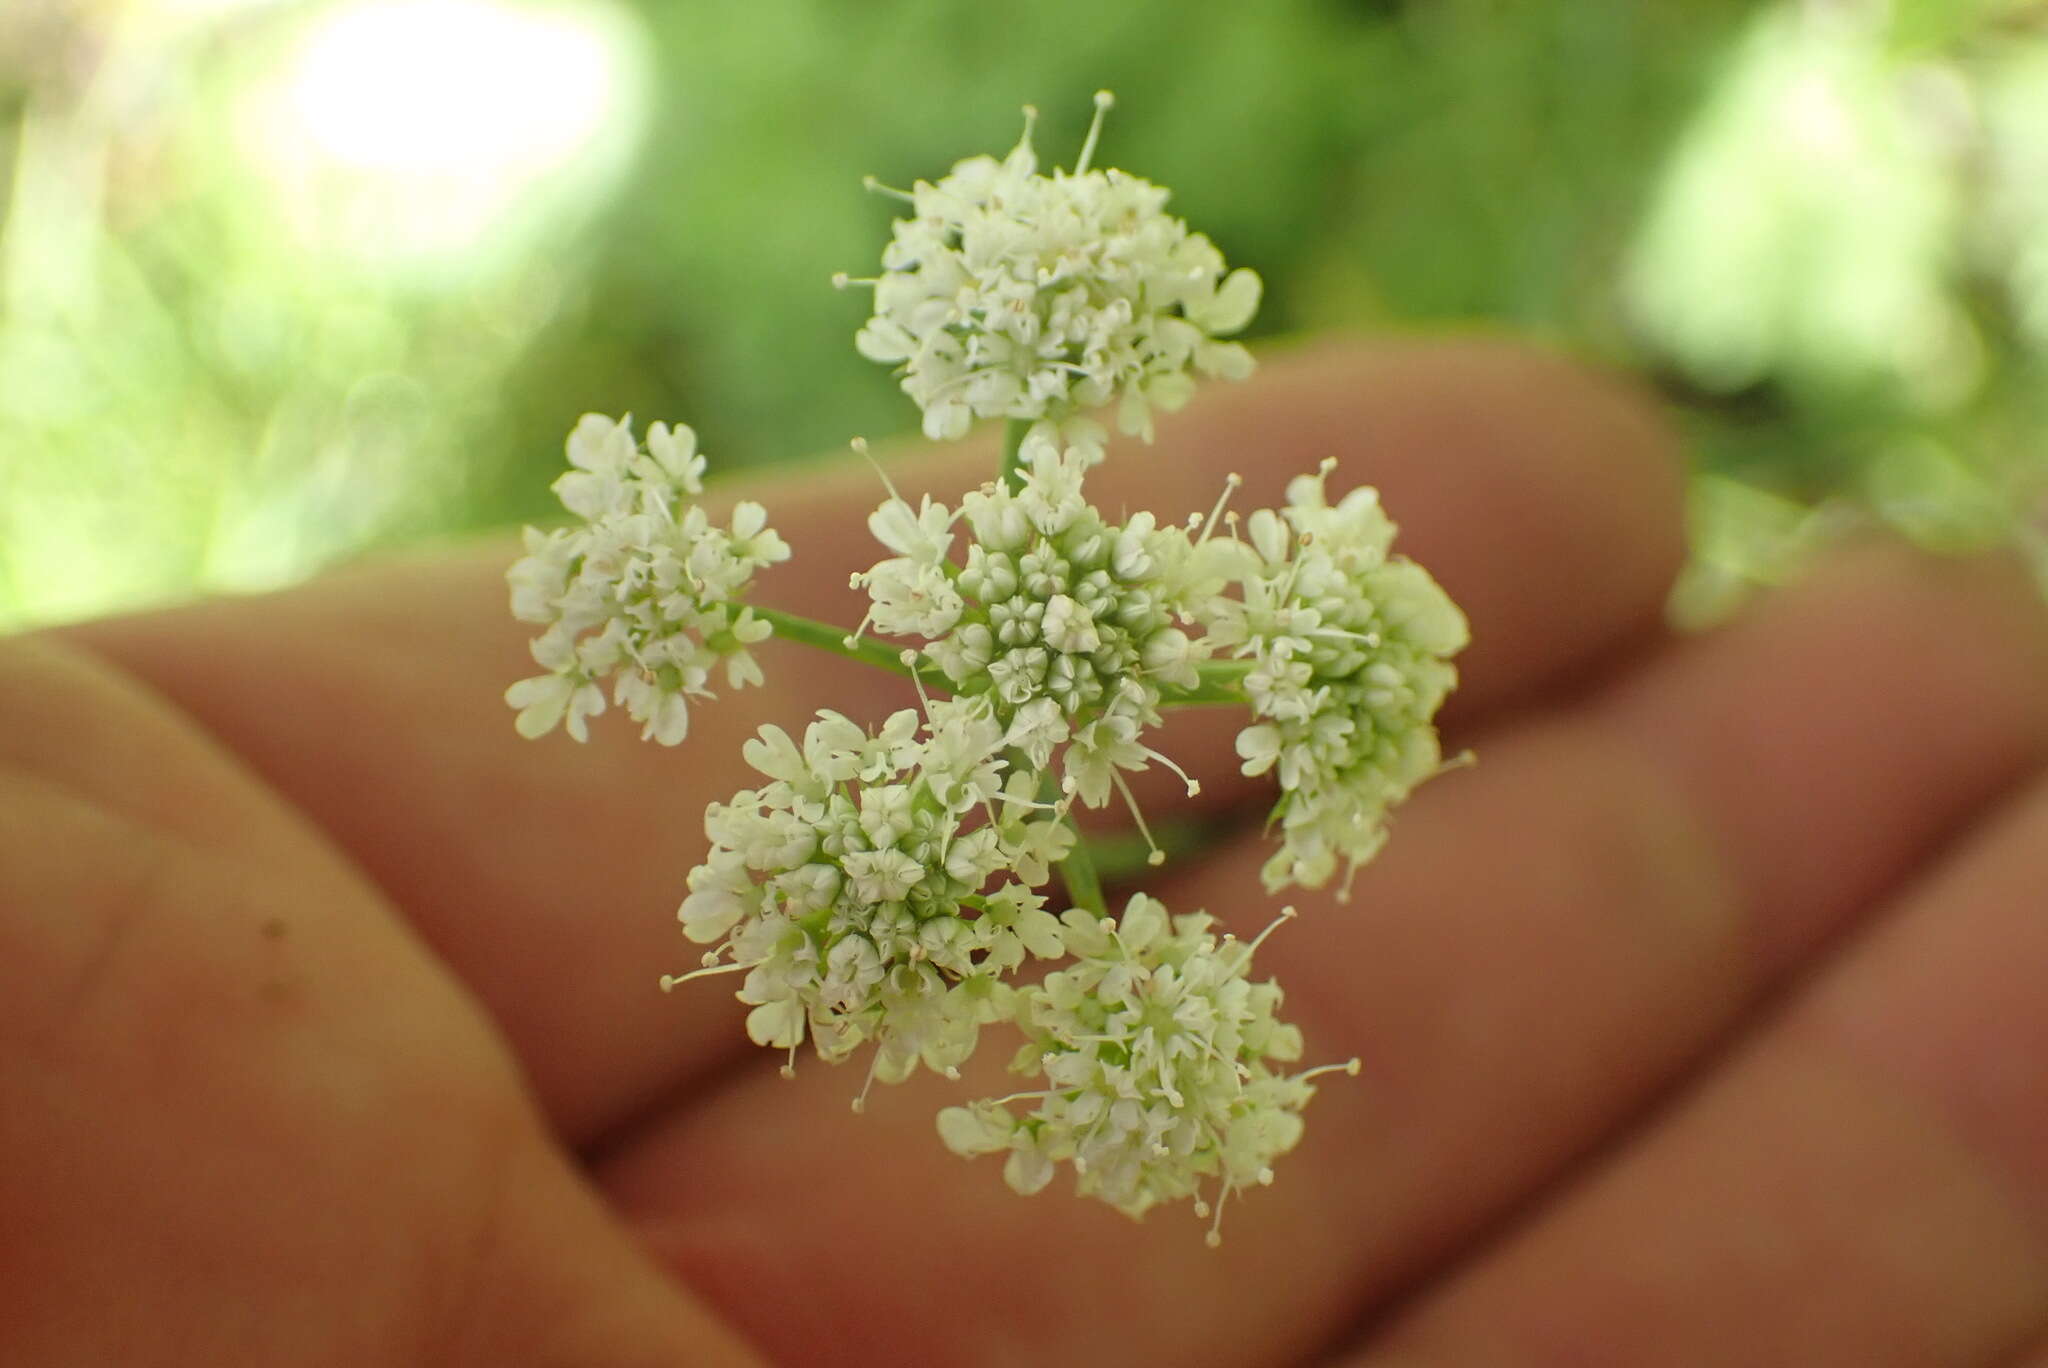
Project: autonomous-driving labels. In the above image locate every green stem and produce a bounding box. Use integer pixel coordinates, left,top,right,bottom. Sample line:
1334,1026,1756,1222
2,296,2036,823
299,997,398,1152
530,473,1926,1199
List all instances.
1158,659,1256,707
999,418,1031,493
753,604,918,679
1057,827,1107,916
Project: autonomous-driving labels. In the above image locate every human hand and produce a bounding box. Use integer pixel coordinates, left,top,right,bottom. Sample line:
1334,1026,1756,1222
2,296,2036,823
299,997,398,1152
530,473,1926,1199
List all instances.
8,339,2046,1365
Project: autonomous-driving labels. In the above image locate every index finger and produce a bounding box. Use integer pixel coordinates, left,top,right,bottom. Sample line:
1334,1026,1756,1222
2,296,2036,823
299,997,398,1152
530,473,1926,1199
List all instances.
55,337,1685,1143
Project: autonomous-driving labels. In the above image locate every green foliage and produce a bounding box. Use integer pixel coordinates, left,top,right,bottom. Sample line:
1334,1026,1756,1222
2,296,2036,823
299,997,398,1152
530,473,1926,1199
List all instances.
3,0,2047,628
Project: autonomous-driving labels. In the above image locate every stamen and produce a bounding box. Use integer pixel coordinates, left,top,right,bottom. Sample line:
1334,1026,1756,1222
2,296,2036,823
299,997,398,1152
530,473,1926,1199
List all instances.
658,959,749,991
1276,535,1313,601
779,1042,800,1080
989,1088,1056,1107
832,272,880,290
859,174,916,203
1109,768,1167,865
1205,1191,1228,1248
1244,904,1298,958
1141,744,1201,798
851,1047,886,1114
1296,1057,1363,1085
1196,472,1243,546
1074,90,1115,175
902,649,936,716
850,435,902,502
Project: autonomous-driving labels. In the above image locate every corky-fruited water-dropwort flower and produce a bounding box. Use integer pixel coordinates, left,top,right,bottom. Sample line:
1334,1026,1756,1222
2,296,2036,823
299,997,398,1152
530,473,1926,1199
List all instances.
501,94,1467,1241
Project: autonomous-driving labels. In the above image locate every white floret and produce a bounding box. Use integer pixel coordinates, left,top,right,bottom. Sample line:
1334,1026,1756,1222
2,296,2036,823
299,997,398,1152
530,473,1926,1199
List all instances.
845,93,1262,445
1202,461,1469,894
939,894,1352,1239
503,415,789,746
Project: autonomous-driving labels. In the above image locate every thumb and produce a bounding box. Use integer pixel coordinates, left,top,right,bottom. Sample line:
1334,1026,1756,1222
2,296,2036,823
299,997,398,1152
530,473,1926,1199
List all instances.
0,634,759,1365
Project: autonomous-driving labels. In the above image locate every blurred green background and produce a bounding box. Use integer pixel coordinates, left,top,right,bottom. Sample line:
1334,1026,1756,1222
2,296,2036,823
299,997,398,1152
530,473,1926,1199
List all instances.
4,0,2047,630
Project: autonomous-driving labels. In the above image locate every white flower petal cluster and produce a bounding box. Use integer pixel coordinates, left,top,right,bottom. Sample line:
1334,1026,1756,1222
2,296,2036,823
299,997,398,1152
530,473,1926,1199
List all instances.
858,445,1219,808
849,97,1261,444
678,700,1072,1084
505,415,789,746
498,96,1471,1242
1205,462,1469,893
938,894,1332,1235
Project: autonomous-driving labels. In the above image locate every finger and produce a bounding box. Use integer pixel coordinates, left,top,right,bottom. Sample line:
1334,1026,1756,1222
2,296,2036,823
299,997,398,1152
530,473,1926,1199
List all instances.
0,639,763,1365
1347,769,2048,1367
57,338,1683,1145
593,545,2048,1366
0,629,365,885
0,775,766,1367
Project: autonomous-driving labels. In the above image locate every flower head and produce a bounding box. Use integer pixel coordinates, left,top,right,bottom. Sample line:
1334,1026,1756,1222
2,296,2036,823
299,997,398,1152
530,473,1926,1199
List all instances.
504,415,788,745
857,445,1215,812
1204,461,1469,893
674,700,1071,1087
938,895,1347,1240
844,93,1261,445
504,95,1466,1247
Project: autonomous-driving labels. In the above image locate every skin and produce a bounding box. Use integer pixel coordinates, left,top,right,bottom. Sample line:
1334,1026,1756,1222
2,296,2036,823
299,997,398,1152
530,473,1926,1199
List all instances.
3,337,2046,1366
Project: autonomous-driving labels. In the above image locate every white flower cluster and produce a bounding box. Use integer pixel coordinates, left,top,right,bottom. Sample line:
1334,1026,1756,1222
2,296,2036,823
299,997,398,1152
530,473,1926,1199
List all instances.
1203,461,1470,894
938,895,1346,1241
505,95,1475,1240
856,443,1226,814
845,93,1261,445
505,415,788,745
674,702,1073,1086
